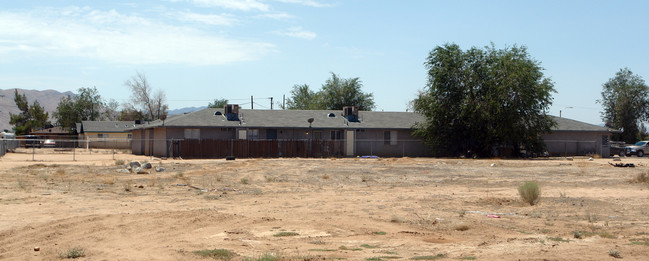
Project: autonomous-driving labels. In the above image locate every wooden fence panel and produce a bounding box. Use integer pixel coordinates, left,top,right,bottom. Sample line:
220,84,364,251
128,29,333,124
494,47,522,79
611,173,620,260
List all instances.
176,139,344,159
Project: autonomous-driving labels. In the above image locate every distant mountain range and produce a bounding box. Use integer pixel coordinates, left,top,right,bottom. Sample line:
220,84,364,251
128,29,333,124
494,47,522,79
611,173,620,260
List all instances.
167,106,206,116
0,88,207,133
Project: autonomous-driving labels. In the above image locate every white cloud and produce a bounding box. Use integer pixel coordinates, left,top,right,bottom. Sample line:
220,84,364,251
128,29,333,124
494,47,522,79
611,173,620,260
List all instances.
273,27,316,40
189,0,269,11
175,11,237,26
276,0,332,8
0,7,274,66
256,12,294,20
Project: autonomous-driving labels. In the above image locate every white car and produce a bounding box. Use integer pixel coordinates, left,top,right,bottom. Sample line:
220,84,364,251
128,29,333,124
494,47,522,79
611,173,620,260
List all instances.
625,141,649,157
43,139,56,148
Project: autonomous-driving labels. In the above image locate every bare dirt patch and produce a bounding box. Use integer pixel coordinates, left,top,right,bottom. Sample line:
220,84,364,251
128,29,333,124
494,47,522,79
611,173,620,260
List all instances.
2,151,649,260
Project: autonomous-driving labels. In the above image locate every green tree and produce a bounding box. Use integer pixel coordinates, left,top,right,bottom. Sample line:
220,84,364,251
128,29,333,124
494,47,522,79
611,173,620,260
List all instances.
208,98,229,108
286,74,375,111
286,84,319,110
598,68,649,143
9,89,51,135
413,43,555,157
319,73,375,111
53,87,105,131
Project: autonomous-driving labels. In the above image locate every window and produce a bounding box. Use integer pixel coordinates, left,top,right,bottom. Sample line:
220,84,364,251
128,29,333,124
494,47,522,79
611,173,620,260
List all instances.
98,133,108,138
184,129,200,139
384,131,397,145
128,134,132,139
330,130,341,140
248,129,259,140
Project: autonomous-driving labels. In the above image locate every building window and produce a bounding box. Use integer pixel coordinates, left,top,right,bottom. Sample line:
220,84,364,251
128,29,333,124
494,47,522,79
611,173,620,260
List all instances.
184,129,200,139
248,129,259,140
98,133,107,138
128,134,132,139
330,130,341,140
384,131,398,145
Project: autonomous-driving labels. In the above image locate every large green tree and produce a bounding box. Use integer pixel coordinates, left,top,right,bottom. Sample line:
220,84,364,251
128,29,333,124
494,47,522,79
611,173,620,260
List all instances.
9,89,51,135
319,73,375,111
598,68,649,143
413,43,555,157
286,84,319,110
286,73,375,111
54,87,105,131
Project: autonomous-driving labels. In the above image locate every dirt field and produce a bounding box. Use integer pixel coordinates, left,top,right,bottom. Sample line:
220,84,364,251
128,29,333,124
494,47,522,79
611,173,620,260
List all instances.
2,149,649,260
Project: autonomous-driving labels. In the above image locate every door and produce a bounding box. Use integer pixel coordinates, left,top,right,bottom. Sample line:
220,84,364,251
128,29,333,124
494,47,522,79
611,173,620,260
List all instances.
346,130,355,157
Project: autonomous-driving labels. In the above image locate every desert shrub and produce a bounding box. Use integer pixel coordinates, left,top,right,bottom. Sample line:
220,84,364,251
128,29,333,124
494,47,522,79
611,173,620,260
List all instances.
608,249,621,258
240,178,249,184
518,181,540,206
273,231,299,237
59,247,86,259
115,159,125,166
193,249,235,260
411,254,446,260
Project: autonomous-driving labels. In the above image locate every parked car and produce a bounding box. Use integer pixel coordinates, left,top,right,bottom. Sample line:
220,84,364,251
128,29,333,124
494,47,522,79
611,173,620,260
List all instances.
43,139,56,148
625,141,649,157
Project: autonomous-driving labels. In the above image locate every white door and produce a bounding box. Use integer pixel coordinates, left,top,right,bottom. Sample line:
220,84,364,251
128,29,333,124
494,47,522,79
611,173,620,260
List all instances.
346,130,355,157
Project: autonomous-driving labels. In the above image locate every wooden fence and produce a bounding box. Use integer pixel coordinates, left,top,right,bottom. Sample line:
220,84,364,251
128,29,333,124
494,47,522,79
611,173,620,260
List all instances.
173,139,345,159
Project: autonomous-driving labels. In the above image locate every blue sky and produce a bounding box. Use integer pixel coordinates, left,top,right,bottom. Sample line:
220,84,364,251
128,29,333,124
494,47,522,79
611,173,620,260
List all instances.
0,0,648,125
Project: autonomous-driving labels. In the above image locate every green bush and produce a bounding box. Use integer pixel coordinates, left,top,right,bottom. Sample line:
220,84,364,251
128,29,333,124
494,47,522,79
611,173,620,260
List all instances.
59,247,86,259
518,181,540,206
193,249,235,260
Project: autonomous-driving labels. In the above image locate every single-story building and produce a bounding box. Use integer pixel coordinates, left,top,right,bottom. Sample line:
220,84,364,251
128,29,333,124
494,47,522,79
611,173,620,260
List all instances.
131,105,432,158
77,121,141,149
543,116,620,157
130,105,620,158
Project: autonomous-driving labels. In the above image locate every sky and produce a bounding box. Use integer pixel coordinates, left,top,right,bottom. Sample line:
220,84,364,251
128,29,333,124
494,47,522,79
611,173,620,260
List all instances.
0,0,648,125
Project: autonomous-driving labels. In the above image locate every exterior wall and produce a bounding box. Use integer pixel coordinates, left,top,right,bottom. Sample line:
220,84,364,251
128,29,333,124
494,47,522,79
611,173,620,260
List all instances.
354,129,432,157
130,126,432,158
131,130,144,155
82,132,132,149
153,128,167,157
542,131,611,157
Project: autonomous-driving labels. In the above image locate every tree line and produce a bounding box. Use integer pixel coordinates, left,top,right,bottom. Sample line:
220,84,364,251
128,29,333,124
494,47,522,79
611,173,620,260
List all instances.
9,72,169,135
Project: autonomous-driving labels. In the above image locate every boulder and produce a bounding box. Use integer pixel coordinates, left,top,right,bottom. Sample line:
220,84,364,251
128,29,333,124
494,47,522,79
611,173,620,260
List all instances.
134,167,149,174
117,169,131,174
129,161,141,168
155,166,165,172
142,162,152,169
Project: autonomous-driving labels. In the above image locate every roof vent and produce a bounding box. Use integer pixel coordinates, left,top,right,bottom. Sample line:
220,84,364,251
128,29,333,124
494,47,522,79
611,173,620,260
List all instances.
327,113,336,118
214,111,222,116
342,106,359,122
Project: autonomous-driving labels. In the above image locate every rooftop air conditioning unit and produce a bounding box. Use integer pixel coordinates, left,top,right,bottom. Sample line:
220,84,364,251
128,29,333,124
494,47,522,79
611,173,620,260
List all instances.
224,104,240,121
342,106,359,122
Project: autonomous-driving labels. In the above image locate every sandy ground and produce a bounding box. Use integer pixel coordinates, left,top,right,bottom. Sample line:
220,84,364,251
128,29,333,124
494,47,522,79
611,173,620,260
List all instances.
2,148,649,260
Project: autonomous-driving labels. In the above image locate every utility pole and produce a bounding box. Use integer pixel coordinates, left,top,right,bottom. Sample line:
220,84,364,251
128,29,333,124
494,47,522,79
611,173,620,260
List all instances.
270,97,273,110
251,96,253,110
283,95,285,110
